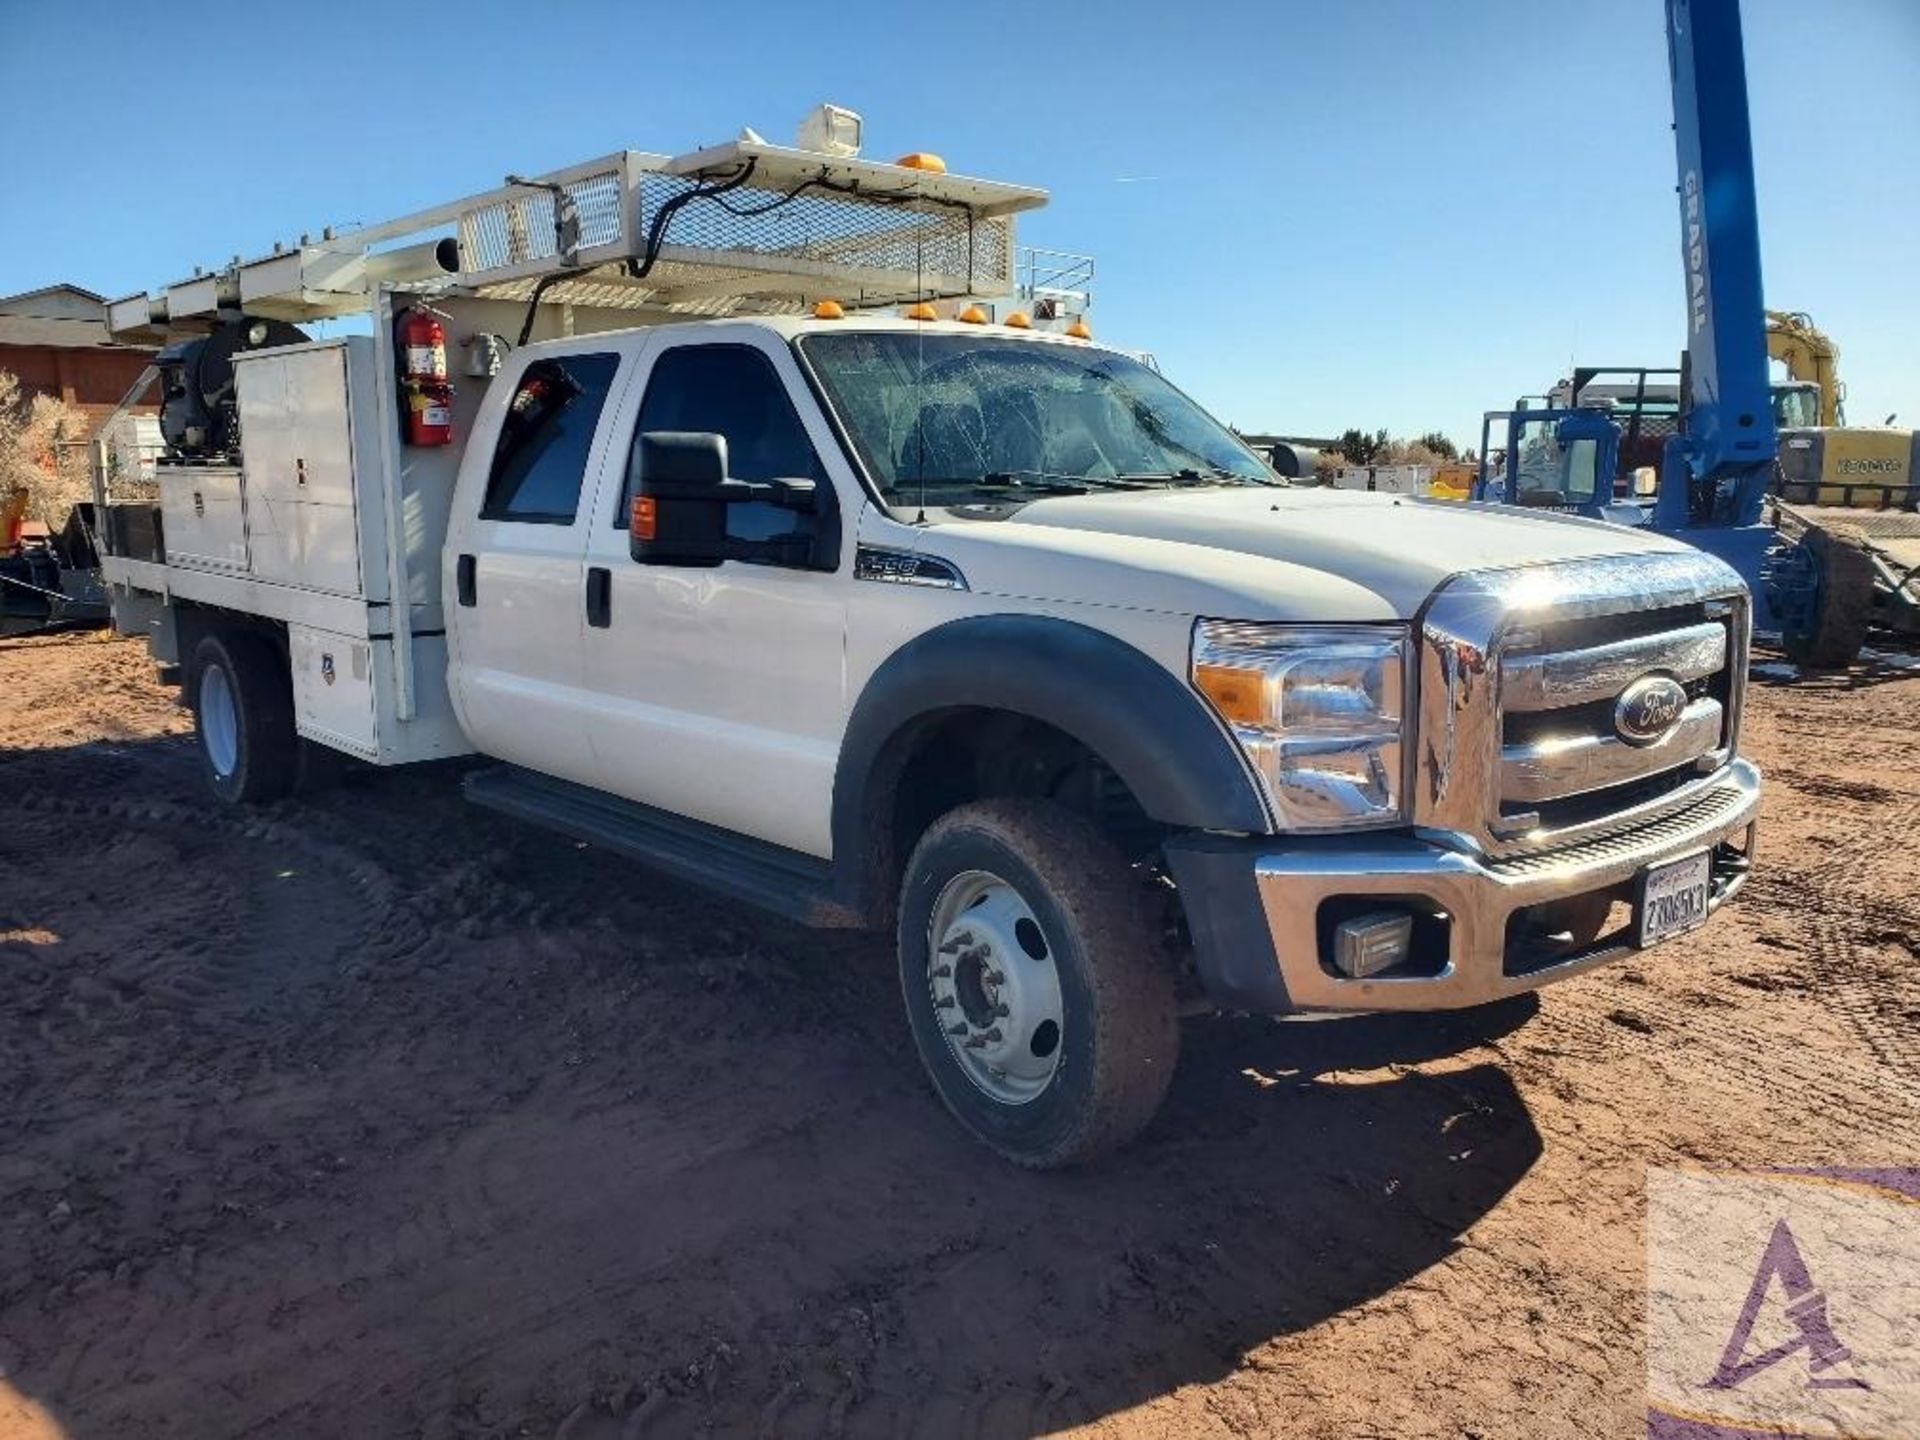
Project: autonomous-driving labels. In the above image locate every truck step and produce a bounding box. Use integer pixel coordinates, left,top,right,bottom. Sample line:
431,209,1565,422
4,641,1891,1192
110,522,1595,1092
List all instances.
462,765,862,929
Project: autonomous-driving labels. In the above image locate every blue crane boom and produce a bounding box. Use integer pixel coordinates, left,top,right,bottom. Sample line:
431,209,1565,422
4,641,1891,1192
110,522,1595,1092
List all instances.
1662,0,1777,515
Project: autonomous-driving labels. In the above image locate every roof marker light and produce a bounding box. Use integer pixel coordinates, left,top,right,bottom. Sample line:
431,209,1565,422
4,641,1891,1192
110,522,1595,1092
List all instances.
1003,311,1032,329
813,299,845,319
1065,319,1093,339
894,153,947,173
904,301,939,321
957,304,987,324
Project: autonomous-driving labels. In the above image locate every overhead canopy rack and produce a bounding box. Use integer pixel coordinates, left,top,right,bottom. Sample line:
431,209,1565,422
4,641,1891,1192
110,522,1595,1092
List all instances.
106,139,1049,341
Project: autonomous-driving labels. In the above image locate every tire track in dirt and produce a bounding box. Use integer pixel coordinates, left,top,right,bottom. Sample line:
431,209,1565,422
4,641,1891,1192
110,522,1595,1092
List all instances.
7,633,1919,1440
1744,776,1920,1084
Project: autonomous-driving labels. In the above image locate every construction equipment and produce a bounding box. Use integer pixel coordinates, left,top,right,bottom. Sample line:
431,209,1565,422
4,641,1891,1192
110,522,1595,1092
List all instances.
0,486,107,636
1475,0,1901,667
1473,404,1644,522
1766,310,1844,426
1764,310,1917,504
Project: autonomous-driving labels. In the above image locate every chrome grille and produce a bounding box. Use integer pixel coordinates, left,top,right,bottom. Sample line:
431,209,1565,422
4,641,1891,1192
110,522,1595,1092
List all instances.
1414,552,1751,858
1497,611,1732,819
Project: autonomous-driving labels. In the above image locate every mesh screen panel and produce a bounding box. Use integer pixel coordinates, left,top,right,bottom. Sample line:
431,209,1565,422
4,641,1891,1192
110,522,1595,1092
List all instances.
455,160,1010,310
635,172,1009,292
458,168,627,271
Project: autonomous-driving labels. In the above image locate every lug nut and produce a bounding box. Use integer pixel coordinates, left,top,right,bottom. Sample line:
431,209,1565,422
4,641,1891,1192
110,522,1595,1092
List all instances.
984,970,1005,985
935,996,955,1009
938,930,975,955
946,1023,967,1036
931,964,952,978
993,1003,1009,1018
964,1027,1004,1049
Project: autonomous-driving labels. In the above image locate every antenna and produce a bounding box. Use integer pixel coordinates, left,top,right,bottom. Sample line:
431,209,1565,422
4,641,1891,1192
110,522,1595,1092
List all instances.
914,230,928,525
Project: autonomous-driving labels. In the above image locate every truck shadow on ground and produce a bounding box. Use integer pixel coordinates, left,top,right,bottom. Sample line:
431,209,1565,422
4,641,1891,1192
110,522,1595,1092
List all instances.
0,744,1545,1440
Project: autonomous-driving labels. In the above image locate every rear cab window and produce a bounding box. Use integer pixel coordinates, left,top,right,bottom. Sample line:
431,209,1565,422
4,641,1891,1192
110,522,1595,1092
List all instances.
482,352,622,523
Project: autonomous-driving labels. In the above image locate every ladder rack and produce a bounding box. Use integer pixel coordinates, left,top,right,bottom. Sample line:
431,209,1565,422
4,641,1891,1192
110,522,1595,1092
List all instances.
106,140,1049,343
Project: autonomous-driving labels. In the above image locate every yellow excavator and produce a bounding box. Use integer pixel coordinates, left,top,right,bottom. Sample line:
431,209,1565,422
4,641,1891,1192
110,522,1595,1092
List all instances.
1766,310,1844,425
1765,309,1916,504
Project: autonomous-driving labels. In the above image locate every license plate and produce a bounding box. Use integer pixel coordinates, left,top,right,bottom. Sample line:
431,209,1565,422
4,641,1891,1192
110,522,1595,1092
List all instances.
1637,851,1712,948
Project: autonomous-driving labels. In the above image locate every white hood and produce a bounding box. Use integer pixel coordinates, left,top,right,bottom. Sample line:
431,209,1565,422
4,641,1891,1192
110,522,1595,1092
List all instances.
923,487,1700,622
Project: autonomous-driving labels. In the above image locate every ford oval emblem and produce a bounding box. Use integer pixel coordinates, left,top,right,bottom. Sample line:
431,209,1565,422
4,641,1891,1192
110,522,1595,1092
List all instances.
1614,674,1687,746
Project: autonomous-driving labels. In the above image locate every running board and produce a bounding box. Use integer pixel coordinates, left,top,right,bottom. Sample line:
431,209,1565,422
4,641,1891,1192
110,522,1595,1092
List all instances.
462,765,862,928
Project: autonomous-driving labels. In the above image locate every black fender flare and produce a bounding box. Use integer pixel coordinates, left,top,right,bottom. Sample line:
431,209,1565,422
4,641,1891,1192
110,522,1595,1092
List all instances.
830,614,1270,916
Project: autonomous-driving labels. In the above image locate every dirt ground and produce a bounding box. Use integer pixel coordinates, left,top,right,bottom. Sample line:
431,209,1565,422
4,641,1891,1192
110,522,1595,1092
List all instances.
1,629,1915,1440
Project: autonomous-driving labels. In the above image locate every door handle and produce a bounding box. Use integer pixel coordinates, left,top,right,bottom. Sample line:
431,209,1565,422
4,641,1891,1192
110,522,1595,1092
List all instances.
456,553,477,607
585,566,611,628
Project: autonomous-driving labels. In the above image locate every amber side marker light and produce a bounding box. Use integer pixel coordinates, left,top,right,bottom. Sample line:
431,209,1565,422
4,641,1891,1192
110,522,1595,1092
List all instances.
1192,663,1266,727
813,299,845,319
630,495,658,542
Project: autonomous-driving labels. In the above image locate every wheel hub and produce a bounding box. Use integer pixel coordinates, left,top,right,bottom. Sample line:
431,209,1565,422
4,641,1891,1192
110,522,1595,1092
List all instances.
200,663,239,779
927,870,1063,1105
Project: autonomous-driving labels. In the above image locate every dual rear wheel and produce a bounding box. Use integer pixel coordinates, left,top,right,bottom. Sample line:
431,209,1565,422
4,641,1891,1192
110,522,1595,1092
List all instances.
191,631,300,804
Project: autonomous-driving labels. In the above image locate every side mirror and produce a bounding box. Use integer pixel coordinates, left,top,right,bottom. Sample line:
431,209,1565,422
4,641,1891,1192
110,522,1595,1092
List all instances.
629,431,826,569
629,431,733,567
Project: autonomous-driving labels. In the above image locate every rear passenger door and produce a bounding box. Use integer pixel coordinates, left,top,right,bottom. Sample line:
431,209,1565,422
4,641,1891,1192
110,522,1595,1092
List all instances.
446,348,628,786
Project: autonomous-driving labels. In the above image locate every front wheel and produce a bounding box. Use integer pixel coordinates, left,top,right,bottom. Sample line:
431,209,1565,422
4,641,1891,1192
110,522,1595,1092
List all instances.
897,800,1180,1169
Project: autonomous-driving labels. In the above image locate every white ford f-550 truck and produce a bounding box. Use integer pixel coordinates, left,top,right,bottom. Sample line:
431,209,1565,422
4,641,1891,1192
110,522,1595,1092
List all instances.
94,124,1760,1166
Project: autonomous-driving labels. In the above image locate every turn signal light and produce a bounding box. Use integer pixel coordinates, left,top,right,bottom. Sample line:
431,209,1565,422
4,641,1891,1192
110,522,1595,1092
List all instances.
813,299,845,319
1003,311,1032,329
895,152,947,173
956,304,987,324
631,495,657,542
904,301,939,321
1193,663,1267,727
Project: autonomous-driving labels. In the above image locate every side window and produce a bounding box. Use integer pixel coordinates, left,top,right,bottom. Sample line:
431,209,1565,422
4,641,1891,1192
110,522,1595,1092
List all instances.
620,345,826,541
481,352,621,524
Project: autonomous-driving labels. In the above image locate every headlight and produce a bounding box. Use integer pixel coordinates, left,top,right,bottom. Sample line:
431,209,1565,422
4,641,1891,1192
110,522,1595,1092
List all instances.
1191,621,1409,831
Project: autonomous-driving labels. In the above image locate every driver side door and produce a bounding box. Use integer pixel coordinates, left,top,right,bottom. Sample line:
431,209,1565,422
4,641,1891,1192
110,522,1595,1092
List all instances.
579,332,856,859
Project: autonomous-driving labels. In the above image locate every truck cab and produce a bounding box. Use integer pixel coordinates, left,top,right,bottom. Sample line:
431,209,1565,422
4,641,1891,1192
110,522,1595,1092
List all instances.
439,313,1761,1166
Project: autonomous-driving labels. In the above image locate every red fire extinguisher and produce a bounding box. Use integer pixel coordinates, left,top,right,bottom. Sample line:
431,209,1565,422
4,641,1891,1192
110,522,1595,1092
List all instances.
397,306,454,446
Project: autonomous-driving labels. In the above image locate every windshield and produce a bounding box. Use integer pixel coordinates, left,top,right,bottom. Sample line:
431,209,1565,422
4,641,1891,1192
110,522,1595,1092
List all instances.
1772,384,1819,430
796,332,1274,508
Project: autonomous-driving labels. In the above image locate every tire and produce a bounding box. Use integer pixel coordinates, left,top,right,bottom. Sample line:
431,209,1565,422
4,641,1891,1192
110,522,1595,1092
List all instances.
1781,527,1873,669
191,631,299,804
897,799,1180,1169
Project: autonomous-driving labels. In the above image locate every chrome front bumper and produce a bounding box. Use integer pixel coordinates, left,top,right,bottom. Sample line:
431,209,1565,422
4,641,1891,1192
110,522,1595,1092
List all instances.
1166,759,1761,1015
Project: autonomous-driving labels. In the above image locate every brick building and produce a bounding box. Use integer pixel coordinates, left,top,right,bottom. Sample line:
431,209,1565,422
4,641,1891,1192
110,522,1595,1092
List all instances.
0,284,157,440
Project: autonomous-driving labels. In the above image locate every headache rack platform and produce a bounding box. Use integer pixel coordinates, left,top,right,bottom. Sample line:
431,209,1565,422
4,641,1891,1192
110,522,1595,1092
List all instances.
106,138,1048,341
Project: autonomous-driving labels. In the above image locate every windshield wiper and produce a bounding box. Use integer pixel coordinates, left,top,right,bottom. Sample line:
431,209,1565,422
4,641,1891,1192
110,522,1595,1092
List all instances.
1118,466,1279,487
979,470,1161,493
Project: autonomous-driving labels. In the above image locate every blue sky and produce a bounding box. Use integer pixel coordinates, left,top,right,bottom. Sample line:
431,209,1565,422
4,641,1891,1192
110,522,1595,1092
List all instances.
2,0,1913,447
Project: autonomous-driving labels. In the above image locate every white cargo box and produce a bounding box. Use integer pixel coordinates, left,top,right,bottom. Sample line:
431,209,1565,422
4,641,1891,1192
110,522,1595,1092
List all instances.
233,336,396,600
158,465,249,572
288,623,467,764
